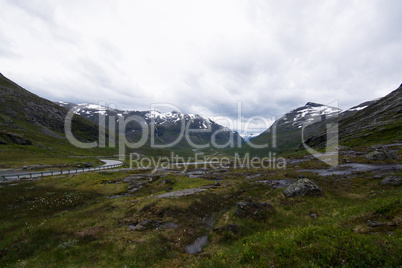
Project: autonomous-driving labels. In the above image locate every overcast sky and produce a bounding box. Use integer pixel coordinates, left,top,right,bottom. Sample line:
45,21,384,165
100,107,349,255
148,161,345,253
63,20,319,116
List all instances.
1,0,401,133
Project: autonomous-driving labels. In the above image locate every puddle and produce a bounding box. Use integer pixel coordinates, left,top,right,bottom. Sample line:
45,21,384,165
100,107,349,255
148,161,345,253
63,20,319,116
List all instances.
299,163,402,176
202,213,216,228
185,235,208,254
186,170,207,178
184,213,216,254
108,193,130,199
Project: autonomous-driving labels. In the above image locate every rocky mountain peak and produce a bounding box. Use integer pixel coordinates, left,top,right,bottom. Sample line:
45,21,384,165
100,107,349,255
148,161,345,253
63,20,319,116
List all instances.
305,102,324,107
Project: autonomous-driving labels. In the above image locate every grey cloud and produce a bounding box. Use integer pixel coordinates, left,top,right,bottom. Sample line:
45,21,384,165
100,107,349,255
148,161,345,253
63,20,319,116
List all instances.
7,0,56,24
0,0,401,134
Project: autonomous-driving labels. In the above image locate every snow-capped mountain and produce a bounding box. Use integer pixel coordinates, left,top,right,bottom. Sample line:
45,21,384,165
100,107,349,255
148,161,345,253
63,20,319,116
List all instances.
304,86,401,150
277,102,341,129
250,102,341,152
56,102,243,148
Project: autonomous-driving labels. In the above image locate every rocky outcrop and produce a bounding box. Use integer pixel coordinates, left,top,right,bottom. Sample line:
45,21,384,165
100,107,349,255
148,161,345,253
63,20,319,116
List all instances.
380,176,401,186
0,133,32,145
365,149,399,161
283,179,323,197
213,224,238,233
235,202,274,219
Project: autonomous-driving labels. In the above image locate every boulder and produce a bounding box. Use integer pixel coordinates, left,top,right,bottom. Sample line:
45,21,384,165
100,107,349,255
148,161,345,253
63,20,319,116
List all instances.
2,133,32,145
365,149,399,161
85,161,95,167
128,219,158,231
128,220,177,231
283,179,323,197
380,176,401,186
159,178,171,184
235,202,274,219
213,224,238,233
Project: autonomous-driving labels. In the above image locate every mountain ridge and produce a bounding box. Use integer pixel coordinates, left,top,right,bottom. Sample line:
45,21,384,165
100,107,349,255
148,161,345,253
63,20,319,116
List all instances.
304,84,402,148
56,102,244,149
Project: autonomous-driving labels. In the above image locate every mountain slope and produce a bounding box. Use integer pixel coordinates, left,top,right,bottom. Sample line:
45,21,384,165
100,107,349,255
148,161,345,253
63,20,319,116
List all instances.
305,84,402,148
0,73,100,143
0,73,115,168
57,102,244,149
245,102,341,154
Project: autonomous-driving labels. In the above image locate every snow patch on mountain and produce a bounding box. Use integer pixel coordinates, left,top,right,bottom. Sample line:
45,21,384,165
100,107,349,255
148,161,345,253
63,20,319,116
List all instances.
283,103,341,128
240,133,260,141
348,105,368,112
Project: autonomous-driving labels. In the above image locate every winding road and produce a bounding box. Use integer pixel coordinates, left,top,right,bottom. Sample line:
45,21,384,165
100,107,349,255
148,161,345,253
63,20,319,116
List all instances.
0,159,124,183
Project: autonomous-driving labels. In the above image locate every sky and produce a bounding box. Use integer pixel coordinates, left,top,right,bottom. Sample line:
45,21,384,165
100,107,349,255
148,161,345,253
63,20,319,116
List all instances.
1,0,401,134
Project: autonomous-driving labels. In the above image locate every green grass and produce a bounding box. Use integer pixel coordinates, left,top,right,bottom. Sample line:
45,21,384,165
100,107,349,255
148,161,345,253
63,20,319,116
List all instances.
0,160,401,267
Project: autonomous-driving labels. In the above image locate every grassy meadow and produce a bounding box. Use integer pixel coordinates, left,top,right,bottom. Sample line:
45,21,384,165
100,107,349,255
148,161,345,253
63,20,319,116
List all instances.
0,159,400,267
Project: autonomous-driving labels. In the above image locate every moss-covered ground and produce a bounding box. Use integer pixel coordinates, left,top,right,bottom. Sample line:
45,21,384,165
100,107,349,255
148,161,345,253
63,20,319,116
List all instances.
0,152,401,267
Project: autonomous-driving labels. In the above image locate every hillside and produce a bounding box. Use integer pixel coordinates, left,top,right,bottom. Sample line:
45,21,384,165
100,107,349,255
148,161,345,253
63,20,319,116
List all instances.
236,102,340,156
304,85,402,149
0,75,400,266
56,102,244,150
0,73,116,168
234,85,400,157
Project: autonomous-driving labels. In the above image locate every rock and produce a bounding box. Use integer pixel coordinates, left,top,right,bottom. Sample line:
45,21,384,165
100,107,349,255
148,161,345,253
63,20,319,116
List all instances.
159,222,178,229
283,179,323,197
373,174,385,179
129,220,177,231
343,158,352,163
255,179,297,189
159,178,171,184
152,188,207,198
2,133,32,145
213,224,238,233
128,220,158,231
214,182,221,186
149,176,161,182
380,176,401,186
85,161,94,167
310,213,318,218
235,202,274,219
365,149,399,161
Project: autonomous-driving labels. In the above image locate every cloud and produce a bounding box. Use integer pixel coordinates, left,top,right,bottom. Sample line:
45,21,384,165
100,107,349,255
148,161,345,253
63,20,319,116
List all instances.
0,0,401,133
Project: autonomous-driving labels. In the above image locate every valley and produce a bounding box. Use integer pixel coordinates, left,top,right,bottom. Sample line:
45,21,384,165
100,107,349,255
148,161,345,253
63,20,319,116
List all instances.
0,74,401,267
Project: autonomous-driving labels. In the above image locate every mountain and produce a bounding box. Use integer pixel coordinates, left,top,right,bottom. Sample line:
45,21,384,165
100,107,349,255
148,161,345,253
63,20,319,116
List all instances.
0,73,101,143
304,84,402,148
240,133,260,142
338,99,379,121
56,102,244,149
0,73,115,168
247,102,341,154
